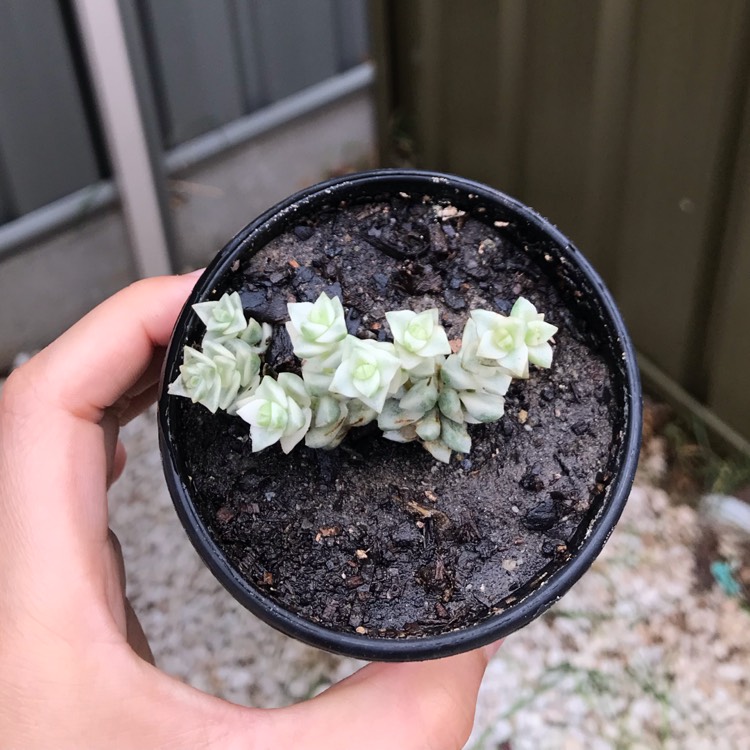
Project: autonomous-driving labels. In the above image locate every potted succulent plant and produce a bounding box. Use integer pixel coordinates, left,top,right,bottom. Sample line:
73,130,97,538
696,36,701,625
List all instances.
158,169,641,661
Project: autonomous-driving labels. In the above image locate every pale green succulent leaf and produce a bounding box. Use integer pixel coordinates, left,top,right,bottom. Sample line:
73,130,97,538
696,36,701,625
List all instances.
473,370,512,396
525,320,558,347
407,355,443,379
237,318,262,345
286,293,347,359
387,309,451,367
226,383,260,416
249,425,285,452
236,374,312,453
285,397,307,434
314,395,345,427
302,363,335,396
440,354,477,391
377,399,422,431
528,342,554,369
280,407,312,453
222,338,261,389
384,309,413,342
399,378,438,414
353,367,381,398
167,377,190,399
415,408,441,441
285,321,336,359
459,391,505,423
440,416,471,454
169,344,242,414
382,424,418,443
497,344,529,378
305,423,349,449
476,319,525,360
470,309,504,337
277,372,311,408
345,401,378,427
423,439,452,463
510,296,543,322
437,386,464,422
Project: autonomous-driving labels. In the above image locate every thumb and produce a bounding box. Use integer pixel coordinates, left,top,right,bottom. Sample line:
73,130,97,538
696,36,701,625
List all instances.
258,648,493,750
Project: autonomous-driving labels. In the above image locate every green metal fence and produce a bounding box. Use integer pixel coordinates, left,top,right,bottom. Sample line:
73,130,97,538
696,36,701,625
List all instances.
373,0,750,451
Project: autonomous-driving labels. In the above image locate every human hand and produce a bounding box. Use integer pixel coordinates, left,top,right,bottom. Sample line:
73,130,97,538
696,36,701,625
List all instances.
0,274,499,750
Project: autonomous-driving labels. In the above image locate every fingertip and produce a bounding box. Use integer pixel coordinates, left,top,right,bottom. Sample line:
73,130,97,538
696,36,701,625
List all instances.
181,267,206,279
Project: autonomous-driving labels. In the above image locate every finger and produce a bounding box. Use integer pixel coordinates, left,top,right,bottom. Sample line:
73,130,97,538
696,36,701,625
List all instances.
110,441,128,486
116,382,160,426
28,273,201,422
101,411,121,487
106,530,155,664
267,648,491,750
122,348,166,403
0,274,200,622
125,599,155,665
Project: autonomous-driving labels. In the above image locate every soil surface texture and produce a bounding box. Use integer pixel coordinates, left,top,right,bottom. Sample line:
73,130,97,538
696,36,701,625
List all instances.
176,196,618,638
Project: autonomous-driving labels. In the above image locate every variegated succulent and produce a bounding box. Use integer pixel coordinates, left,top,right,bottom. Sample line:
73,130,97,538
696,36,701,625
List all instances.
169,288,557,462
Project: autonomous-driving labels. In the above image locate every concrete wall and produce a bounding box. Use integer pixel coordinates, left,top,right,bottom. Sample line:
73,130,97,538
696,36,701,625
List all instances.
0,89,375,370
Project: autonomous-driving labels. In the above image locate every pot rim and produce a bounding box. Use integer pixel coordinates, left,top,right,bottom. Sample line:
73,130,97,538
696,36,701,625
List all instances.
158,168,642,661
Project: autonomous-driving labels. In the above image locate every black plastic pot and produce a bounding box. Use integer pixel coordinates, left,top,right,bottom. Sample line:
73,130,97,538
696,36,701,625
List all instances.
158,169,642,662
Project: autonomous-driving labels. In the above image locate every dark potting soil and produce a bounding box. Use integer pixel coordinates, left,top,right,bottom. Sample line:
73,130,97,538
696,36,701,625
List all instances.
175,197,619,638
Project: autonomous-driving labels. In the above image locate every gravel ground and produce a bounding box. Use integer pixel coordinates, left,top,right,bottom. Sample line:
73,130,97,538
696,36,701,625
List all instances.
109,407,750,750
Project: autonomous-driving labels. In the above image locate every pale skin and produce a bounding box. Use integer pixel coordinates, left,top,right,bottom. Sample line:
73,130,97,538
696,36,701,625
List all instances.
0,272,500,750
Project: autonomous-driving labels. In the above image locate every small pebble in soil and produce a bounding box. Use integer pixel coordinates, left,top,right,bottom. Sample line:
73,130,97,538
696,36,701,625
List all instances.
293,225,315,240
443,288,467,310
520,469,545,492
523,496,559,531
572,421,589,436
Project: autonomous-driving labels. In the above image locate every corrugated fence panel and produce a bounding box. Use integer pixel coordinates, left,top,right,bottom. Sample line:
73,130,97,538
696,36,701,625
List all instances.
610,0,750,384
0,162,13,225
379,0,750,445
515,1,601,243
229,0,269,112
705,70,750,438
0,0,101,219
137,0,246,148
389,2,504,184
136,0,369,149
334,0,370,69
251,0,339,102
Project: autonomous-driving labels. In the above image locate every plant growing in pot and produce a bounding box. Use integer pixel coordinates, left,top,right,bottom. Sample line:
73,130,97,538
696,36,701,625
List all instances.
158,169,642,662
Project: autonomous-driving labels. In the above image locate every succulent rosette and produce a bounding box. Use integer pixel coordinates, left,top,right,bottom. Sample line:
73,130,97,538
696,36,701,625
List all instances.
286,293,347,360
329,336,403,413
471,297,557,377
192,291,248,342
236,373,312,453
510,297,558,369
386,308,451,375
168,340,242,413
